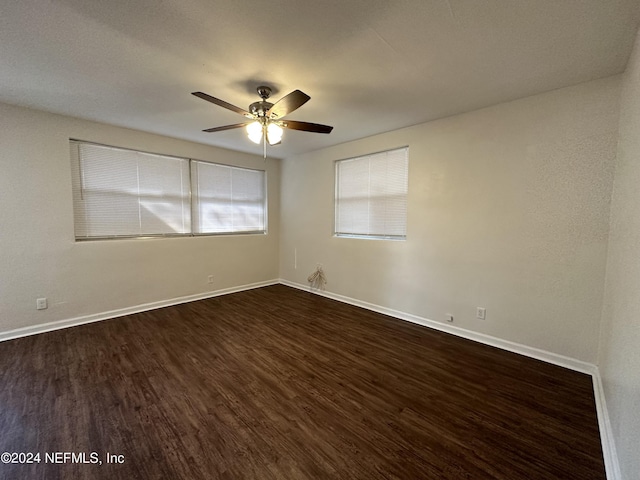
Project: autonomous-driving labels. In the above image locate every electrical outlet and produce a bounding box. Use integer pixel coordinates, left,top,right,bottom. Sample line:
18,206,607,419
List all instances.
446,314,454,323
207,275,214,284
477,307,486,320
36,298,48,310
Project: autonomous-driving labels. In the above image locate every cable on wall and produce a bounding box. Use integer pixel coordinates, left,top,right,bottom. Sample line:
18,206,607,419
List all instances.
307,264,327,291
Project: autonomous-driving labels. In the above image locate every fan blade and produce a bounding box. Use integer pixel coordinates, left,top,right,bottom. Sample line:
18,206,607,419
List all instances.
267,90,310,119
202,123,250,133
282,120,333,134
192,92,252,117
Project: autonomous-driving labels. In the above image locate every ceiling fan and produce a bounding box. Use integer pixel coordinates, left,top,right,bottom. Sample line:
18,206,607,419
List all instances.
192,86,333,157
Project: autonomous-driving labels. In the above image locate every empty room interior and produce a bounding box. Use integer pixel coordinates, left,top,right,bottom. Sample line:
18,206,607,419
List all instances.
1,1,639,479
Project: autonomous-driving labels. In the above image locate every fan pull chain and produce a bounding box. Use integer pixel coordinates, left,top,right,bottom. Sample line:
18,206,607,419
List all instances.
307,265,327,291
263,129,267,160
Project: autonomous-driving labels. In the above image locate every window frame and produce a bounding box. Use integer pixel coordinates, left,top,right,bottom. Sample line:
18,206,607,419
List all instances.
70,139,268,241
334,146,409,241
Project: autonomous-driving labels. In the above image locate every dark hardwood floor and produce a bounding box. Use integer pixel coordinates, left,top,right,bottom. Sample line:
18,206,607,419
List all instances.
0,285,605,479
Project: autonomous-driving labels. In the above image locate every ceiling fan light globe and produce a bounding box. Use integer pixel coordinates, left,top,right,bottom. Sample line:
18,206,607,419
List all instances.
266,123,283,145
246,121,263,144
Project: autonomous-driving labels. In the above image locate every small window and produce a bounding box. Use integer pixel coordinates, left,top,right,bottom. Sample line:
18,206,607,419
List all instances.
191,160,266,234
335,147,408,240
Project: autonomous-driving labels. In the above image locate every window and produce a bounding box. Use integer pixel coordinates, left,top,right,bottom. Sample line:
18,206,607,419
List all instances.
70,141,266,240
335,147,408,239
70,142,191,238
191,160,266,234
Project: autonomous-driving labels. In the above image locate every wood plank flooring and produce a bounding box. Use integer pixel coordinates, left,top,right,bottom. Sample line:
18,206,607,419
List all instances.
0,285,605,479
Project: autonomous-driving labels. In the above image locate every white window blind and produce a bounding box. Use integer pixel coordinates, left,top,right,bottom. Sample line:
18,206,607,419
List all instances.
191,160,266,234
335,147,408,239
71,142,191,239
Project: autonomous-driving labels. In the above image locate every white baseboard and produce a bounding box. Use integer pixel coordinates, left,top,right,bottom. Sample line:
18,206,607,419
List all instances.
0,279,279,343
280,279,622,479
592,368,621,480
280,279,595,374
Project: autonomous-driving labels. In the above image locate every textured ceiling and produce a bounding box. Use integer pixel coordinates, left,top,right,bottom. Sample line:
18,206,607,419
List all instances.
1,0,639,158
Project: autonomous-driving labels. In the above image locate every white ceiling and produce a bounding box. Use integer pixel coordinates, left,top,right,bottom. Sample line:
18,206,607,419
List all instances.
1,0,639,159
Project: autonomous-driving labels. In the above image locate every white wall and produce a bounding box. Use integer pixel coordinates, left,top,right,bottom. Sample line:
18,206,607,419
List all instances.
599,30,640,480
0,57,633,478
280,77,620,363
0,102,279,332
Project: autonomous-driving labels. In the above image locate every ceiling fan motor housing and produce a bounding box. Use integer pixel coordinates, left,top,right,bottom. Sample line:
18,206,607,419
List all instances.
249,101,274,118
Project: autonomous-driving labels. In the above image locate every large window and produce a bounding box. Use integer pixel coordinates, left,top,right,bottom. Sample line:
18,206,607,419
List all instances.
70,141,266,240
335,147,408,240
